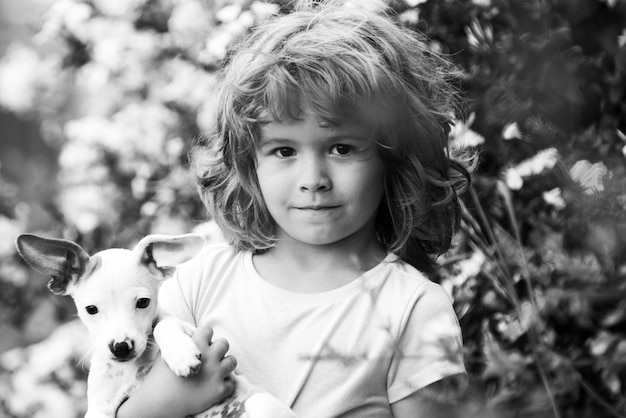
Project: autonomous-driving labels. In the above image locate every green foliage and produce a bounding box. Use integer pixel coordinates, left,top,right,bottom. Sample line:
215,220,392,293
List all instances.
421,1,626,416
0,0,625,417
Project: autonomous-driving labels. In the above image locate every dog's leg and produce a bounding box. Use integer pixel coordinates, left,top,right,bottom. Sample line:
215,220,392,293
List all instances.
153,316,202,377
85,356,141,418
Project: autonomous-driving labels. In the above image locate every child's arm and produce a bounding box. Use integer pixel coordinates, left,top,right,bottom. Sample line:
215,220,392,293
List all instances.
116,325,236,418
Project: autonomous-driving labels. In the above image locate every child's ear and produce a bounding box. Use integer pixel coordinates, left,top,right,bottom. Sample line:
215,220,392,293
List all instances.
134,234,206,279
15,234,90,295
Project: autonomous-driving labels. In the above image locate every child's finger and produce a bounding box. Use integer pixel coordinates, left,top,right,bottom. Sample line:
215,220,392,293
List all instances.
220,374,237,398
222,355,237,374
209,337,230,358
192,324,214,347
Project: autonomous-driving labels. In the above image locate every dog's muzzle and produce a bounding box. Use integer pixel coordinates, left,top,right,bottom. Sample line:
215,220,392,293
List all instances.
109,341,135,361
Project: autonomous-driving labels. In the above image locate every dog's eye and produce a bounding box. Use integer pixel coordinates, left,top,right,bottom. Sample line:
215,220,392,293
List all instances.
136,298,151,309
85,305,98,315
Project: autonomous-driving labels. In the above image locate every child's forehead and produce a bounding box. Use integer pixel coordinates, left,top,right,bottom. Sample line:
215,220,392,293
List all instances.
257,97,365,128
260,113,361,131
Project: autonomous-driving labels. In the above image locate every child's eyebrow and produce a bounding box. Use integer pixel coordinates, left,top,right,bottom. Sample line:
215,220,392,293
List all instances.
257,136,295,148
324,131,374,143
258,136,287,144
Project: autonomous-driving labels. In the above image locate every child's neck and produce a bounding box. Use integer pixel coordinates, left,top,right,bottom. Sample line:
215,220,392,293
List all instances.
252,237,386,294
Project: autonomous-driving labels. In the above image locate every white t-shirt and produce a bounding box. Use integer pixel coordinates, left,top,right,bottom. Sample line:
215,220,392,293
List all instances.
159,244,466,417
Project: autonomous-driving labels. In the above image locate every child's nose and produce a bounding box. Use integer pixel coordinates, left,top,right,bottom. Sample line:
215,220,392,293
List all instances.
298,156,331,192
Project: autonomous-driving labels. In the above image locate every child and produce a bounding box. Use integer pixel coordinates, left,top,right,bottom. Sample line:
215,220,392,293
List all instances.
118,1,469,417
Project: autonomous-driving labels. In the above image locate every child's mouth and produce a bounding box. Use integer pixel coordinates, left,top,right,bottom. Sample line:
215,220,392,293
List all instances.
297,205,339,211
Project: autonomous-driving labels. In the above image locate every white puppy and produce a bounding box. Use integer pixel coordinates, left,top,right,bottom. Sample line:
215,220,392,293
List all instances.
15,233,295,418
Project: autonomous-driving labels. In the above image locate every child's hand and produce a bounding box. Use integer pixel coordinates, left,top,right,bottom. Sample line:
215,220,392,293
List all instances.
190,324,238,407
116,324,236,418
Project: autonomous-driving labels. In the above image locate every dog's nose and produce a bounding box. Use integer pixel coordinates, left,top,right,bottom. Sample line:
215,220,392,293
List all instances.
110,341,134,359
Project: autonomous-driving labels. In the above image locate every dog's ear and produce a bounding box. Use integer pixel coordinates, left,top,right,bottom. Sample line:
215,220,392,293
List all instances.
15,234,90,295
134,234,206,279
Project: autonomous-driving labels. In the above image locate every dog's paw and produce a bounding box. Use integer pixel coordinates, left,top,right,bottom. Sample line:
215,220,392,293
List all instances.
160,336,202,377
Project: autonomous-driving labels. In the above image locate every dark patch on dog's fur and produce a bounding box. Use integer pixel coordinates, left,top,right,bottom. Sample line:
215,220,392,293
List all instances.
208,398,245,417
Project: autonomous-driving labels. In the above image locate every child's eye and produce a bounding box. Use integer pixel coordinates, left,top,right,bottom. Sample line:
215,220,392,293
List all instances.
85,305,98,315
273,147,296,158
331,144,354,155
136,298,151,309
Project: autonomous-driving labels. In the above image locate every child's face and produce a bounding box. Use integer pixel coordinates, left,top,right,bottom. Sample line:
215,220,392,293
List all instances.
255,106,385,249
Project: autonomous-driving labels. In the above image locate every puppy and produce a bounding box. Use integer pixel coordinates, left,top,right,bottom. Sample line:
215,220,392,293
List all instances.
15,233,295,418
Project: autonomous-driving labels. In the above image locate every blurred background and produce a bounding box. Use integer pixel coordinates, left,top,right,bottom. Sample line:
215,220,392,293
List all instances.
0,0,625,417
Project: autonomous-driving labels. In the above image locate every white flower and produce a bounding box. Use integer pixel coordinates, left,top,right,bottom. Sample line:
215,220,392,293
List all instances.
589,331,616,357
542,188,566,209
130,163,153,199
250,1,280,22
154,58,217,109
0,43,67,115
73,62,124,116
58,141,101,170
619,29,626,48
504,168,524,190
502,122,522,140
88,19,161,77
88,19,135,71
169,0,212,50
64,116,128,152
504,148,559,189
140,201,159,217
0,259,29,286
465,19,493,52
205,31,234,61
203,11,255,61
344,0,388,12
0,215,22,257
441,250,485,297
617,129,626,157
35,0,93,44
569,160,608,194
112,101,179,159
450,112,485,148
197,94,219,133
516,148,559,177
495,301,535,342
399,9,420,26
404,0,428,6
1,320,89,417
131,177,148,200
91,0,146,18
216,4,242,23
57,184,120,233
0,44,40,113
166,137,185,160
600,0,617,8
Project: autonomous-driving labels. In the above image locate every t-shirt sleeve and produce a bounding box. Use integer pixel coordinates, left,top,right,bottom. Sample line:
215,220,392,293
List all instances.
158,265,198,326
387,280,467,404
